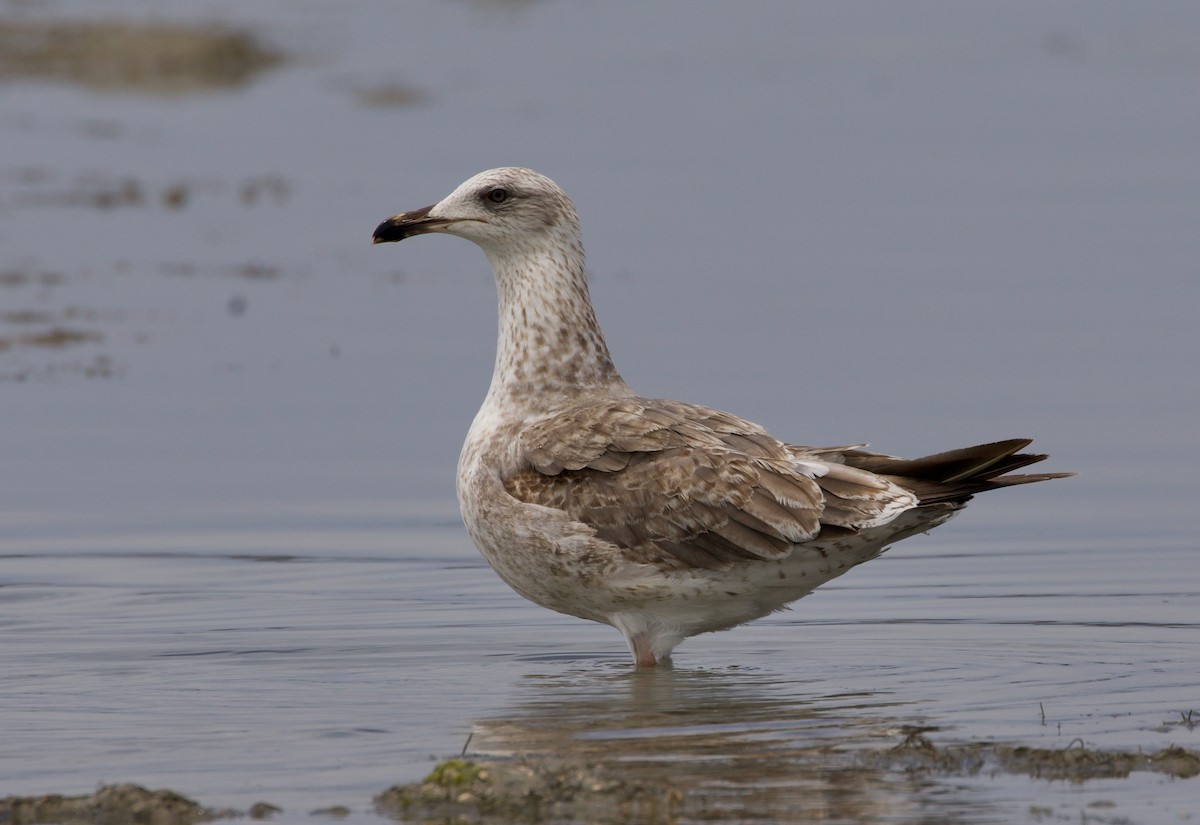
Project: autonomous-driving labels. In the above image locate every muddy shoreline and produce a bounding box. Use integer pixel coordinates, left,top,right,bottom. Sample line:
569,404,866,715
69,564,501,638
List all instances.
4,739,1196,824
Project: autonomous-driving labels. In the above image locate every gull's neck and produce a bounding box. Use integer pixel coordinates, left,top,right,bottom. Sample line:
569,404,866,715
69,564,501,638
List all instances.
480,238,629,417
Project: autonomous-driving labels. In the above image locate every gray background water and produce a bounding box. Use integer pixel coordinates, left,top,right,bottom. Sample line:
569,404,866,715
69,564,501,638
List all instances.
2,1,1197,822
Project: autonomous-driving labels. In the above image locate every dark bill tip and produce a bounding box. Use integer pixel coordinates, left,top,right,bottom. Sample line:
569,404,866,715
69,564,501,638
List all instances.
371,204,443,244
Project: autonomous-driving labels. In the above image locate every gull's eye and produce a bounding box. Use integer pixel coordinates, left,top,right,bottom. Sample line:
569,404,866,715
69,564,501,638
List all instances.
485,187,509,204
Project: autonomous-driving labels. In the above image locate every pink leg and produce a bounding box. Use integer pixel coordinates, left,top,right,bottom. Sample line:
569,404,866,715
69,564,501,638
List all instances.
630,633,657,668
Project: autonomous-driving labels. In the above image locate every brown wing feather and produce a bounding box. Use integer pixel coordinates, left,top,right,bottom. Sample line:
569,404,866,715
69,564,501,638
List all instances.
505,399,917,571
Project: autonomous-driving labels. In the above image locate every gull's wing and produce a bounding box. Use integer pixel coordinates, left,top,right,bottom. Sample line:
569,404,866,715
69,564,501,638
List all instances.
502,398,917,570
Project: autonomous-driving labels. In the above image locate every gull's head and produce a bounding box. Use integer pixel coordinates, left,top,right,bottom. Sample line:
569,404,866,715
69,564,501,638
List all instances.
372,167,580,258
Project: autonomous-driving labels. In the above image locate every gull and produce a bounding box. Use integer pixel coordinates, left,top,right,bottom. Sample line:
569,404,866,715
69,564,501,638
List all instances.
373,167,1071,667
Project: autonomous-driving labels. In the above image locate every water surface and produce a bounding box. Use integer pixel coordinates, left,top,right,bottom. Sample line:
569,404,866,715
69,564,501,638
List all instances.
2,2,1197,822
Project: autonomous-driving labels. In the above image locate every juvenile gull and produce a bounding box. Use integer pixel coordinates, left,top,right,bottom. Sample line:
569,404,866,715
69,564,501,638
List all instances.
373,167,1071,667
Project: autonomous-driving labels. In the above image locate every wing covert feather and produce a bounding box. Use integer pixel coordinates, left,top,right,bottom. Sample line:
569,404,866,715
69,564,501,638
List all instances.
505,399,916,570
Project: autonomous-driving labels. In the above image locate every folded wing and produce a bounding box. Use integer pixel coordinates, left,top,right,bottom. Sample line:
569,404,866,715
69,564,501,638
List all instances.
503,398,918,570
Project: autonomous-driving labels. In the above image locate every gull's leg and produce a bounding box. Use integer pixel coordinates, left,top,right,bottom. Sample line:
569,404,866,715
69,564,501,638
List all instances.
628,632,658,668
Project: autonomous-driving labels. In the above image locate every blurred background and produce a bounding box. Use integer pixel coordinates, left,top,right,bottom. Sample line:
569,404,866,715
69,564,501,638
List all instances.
2,1,1197,821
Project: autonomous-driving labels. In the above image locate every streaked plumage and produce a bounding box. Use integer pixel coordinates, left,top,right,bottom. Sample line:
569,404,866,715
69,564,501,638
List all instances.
373,167,1071,666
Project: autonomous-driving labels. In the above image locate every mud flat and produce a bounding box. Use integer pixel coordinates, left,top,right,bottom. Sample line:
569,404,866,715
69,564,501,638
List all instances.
4,738,1196,823
0,19,282,94
374,759,682,824
0,784,234,825
373,739,1200,824
863,732,1200,782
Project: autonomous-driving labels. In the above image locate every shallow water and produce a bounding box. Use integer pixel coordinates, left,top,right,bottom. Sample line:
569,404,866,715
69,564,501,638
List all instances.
2,1,1198,823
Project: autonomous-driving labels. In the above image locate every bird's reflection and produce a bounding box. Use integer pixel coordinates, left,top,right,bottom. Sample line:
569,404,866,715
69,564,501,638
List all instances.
466,662,997,823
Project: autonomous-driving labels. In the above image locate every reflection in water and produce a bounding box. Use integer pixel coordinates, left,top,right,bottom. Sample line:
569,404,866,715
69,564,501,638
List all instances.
466,664,993,824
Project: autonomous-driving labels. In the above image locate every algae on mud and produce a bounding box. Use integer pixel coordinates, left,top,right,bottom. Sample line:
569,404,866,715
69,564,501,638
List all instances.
372,739,1200,824
374,759,683,825
4,740,1197,825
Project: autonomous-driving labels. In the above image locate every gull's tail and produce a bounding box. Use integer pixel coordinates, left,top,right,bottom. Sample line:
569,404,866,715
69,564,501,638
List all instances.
832,439,1075,505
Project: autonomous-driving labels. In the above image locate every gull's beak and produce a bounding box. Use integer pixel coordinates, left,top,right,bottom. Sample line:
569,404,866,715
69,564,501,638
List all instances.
372,205,454,244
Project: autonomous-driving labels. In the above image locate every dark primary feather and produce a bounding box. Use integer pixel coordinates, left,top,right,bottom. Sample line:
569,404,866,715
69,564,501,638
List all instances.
827,439,1075,505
